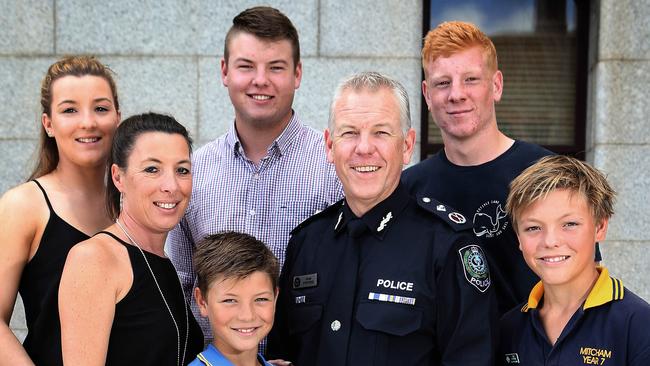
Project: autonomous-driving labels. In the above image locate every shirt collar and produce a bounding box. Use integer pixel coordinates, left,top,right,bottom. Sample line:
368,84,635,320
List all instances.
521,267,624,312
197,344,270,366
225,111,301,158
333,183,409,240
197,344,233,365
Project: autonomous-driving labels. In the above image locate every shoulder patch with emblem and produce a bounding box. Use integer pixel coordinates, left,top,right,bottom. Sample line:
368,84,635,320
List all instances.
458,244,491,292
416,195,472,231
290,199,344,235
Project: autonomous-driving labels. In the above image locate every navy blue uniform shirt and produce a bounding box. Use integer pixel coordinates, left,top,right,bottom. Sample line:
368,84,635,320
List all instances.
267,184,498,365
499,267,650,365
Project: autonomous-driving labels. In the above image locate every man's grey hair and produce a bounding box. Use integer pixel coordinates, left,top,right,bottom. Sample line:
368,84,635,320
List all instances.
328,71,411,134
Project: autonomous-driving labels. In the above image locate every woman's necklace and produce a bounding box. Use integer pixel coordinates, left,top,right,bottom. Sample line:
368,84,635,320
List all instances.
115,218,189,366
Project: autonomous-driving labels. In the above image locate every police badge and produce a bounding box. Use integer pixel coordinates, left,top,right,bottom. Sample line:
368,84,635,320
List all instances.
458,244,491,292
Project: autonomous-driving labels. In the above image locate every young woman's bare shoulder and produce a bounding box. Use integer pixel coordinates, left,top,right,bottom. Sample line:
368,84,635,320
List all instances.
0,182,49,249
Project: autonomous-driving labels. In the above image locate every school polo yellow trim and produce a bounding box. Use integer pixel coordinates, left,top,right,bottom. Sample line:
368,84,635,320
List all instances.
520,267,624,313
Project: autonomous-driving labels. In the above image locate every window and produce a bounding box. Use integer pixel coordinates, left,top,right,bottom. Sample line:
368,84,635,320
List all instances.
421,0,589,159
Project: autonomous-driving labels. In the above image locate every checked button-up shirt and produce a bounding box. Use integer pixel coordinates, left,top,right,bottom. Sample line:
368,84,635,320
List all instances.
167,112,343,341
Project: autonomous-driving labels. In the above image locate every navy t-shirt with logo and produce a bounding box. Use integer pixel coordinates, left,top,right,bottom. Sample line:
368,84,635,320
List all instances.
402,140,552,315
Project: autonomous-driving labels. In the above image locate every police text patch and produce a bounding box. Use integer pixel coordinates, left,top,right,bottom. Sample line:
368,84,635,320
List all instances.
458,245,491,292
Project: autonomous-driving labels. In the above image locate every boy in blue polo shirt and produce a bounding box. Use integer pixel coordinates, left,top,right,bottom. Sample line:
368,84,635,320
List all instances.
189,232,279,366
499,155,650,365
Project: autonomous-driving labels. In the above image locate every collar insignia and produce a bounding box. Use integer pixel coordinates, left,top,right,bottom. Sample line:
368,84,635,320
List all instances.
377,212,393,232
436,204,446,212
334,211,343,230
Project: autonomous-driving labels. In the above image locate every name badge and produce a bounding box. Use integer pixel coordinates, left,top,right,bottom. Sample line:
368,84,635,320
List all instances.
293,273,318,289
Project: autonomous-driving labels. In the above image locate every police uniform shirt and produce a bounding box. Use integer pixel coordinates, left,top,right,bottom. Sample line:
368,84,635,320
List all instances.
402,140,554,315
267,183,498,366
498,267,650,366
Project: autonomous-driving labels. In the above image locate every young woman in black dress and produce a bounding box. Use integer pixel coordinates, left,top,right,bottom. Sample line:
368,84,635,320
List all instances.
0,56,120,365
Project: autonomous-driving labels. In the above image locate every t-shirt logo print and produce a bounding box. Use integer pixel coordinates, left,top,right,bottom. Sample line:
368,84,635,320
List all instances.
473,200,508,238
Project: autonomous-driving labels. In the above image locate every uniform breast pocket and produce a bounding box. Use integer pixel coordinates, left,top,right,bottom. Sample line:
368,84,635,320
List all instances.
288,303,323,335
356,302,423,336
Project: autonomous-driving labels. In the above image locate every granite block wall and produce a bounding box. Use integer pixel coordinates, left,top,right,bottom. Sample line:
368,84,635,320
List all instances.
587,0,650,301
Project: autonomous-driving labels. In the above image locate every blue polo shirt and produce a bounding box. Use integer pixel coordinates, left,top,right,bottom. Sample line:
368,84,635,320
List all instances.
188,344,272,366
498,267,650,365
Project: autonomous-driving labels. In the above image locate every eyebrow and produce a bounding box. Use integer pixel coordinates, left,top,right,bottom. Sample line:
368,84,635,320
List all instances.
56,97,114,107
142,158,191,165
233,57,290,66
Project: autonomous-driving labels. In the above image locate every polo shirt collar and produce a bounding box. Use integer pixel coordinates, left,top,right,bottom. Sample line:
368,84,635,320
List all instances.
521,266,624,312
196,344,270,366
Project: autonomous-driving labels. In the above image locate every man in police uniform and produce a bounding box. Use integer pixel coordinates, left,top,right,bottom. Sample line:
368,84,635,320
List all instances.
267,72,497,365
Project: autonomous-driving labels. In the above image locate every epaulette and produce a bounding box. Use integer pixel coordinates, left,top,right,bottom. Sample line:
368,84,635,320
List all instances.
290,199,345,235
415,194,472,232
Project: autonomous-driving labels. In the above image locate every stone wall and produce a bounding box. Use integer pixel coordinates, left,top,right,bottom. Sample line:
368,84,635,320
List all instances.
587,0,650,302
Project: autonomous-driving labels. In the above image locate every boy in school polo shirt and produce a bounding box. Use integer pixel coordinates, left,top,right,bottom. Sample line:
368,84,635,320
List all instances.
498,155,650,365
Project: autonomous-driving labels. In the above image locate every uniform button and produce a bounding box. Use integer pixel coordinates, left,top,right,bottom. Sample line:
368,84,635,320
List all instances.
249,209,256,216
422,197,431,203
331,320,341,331
253,173,260,179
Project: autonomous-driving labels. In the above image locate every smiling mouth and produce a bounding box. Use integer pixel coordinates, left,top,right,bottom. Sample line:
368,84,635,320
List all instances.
540,255,569,263
250,94,272,101
447,109,472,115
154,202,177,209
233,327,258,334
76,137,100,143
353,166,380,173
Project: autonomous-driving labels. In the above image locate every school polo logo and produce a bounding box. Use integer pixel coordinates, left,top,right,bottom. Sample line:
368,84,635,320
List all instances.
459,245,491,292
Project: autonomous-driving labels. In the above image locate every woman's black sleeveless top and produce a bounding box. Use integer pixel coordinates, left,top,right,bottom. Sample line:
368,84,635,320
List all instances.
98,231,203,365
19,180,90,365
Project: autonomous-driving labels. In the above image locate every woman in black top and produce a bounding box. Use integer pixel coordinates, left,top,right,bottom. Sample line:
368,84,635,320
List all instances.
59,113,203,365
0,56,120,365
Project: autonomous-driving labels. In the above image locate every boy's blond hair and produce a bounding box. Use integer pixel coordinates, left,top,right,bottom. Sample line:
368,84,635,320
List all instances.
506,155,616,230
422,21,498,76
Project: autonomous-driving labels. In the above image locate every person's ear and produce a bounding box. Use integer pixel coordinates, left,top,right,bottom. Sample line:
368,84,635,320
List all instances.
595,218,609,242
194,287,209,318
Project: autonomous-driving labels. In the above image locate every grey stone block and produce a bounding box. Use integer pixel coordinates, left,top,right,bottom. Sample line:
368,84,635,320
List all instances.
0,0,54,54
599,0,650,60
0,140,39,194
196,0,318,57
600,241,650,302
0,57,57,139
56,0,200,55
104,57,199,138
320,0,422,57
591,61,650,144
592,145,650,241
198,56,235,142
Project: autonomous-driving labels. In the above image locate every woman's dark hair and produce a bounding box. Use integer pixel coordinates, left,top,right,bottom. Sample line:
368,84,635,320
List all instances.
106,112,192,219
29,55,119,180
